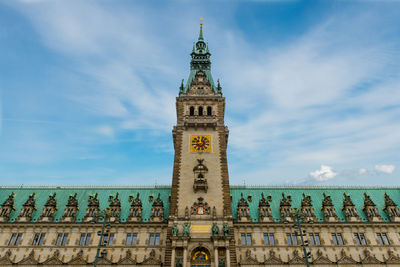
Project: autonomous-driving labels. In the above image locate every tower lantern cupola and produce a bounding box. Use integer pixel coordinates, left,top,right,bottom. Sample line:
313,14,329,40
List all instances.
181,21,220,94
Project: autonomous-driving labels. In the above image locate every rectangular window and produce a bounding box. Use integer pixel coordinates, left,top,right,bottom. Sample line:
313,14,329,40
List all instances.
240,233,252,245
8,233,23,246
32,233,45,246
56,233,68,246
149,233,160,245
354,233,367,245
286,233,298,245
102,233,114,246
377,233,390,245
332,233,344,245
79,233,91,246
126,233,137,245
309,233,321,245
264,233,275,245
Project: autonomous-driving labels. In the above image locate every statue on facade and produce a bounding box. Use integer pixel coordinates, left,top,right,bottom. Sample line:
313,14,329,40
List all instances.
176,258,183,267
212,224,219,236
172,224,179,237
183,224,190,237
219,259,225,267
222,224,229,237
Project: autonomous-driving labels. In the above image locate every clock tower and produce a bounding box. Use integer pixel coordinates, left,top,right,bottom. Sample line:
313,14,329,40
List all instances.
167,22,235,267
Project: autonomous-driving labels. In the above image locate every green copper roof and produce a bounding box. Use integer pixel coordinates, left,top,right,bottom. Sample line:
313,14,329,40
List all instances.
230,186,400,223
181,24,220,94
1,186,399,223
0,186,170,223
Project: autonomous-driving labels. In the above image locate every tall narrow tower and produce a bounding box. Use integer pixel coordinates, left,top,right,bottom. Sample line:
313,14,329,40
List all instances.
167,22,235,267
170,23,231,219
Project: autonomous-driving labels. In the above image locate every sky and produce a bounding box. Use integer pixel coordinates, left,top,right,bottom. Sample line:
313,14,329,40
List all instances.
1,0,400,186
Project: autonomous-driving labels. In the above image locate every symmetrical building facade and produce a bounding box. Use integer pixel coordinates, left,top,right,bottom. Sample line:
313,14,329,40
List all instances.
1,24,400,267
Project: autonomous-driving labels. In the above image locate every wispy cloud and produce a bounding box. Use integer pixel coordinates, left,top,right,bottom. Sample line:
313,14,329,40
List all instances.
375,164,395,174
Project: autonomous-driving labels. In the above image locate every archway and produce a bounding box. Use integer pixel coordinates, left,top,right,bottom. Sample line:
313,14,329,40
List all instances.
191,247,211,267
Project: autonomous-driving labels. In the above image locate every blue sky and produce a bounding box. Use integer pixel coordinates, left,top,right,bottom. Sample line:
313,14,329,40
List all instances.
1,0,400,186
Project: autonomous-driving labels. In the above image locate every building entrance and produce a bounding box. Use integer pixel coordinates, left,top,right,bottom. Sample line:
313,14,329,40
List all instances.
191,247,211,267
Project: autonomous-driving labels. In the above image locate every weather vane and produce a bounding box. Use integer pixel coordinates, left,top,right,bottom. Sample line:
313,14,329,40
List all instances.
200,16,203,26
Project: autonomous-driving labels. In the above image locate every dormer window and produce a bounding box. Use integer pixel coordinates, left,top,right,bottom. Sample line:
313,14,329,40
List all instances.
88,209,96,217
197,87,204,94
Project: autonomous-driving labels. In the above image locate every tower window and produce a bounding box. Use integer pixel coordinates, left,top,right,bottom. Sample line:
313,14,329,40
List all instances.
207,106,212,116
198,106,203,116
189,106,195,116
197,87,204,94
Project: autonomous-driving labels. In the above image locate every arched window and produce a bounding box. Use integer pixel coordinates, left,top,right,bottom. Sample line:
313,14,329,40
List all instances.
207,106,212,116
198,106,203,116
189,106,195,116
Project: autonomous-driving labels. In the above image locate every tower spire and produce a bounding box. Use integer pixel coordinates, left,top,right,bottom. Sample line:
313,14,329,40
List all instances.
199,17,204,41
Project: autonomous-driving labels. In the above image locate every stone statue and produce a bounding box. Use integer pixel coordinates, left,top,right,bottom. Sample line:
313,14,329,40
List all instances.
172,224,179,236
219,259,225,267
212,224,219,236
223,224,229,237
183,224,190,237
176,258,183,267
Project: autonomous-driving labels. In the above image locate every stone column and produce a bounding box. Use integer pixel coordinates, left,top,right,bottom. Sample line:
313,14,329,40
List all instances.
226,248,230,267
214,247,218,267
183,247,187,267
171,247,176,267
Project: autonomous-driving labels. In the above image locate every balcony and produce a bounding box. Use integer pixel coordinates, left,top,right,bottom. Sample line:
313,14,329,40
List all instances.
184,115,217,128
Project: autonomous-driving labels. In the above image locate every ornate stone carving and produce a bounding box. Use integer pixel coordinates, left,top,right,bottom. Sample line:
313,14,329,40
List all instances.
39,193,57,222
191,197,210,215
193,159,208,192
67,250,88,265
237,193,251,222
240,249,259,265
61,193,78,222
321,193,338,221
262,250,283,265
17,250,38,265
141,249,162,265
117,250,137,265
127,193,142,222
280,193,292,222
312,249,334,264
0,250,13,265
288,250,305,264
336,249,358,264
258,193,273,222
0,192,15,222
108,193,121,222
342,193,360,222
301,193,316,222
150,193,164,222
383,193,400,222
17,193,36,222
360,249,382,264
83,193,100,222
363,192,382,221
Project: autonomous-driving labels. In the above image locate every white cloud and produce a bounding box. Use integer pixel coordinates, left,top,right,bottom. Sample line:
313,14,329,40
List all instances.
375,164,395,174
359,168,367,175
309,165,337,181
95,125,114,138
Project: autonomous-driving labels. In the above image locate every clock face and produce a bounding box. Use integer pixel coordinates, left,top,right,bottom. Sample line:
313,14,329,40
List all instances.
190,135,211,152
